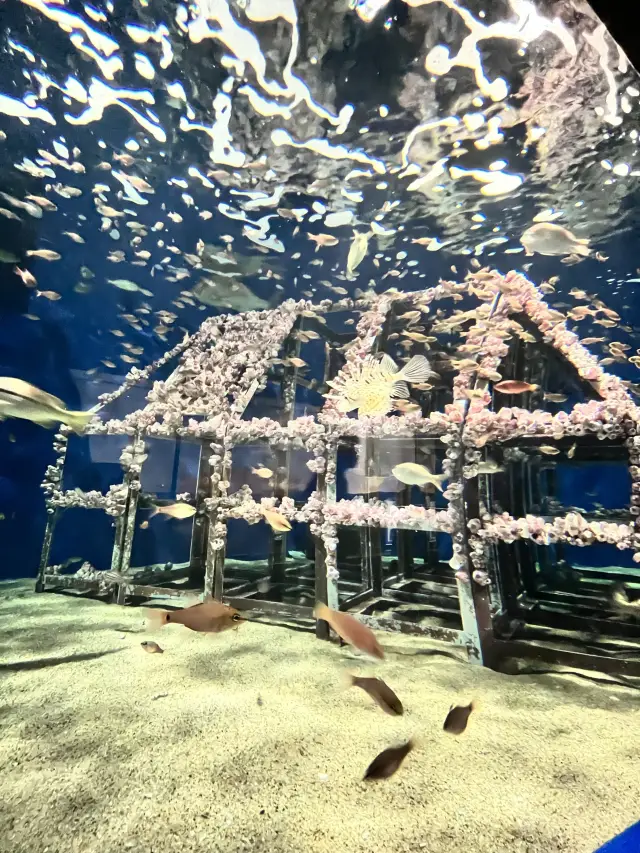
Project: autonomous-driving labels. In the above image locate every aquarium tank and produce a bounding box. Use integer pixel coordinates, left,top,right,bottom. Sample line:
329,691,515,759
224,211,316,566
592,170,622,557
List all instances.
1,1,639,852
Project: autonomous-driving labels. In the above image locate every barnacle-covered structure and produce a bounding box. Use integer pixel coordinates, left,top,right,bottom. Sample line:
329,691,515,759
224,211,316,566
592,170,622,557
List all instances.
36,269,640,676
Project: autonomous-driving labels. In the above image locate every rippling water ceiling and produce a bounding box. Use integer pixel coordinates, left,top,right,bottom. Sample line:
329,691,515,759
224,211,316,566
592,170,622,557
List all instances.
0,0,639,382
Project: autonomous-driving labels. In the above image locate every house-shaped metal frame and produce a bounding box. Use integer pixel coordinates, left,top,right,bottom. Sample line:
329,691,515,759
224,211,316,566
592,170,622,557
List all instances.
36,270,640,676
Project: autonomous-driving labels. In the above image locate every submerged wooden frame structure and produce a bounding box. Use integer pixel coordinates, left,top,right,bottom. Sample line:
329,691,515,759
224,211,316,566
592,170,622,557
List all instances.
36,270,640,677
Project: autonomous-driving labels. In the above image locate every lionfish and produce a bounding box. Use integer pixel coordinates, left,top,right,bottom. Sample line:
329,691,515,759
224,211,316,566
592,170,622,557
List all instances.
325,353,435,417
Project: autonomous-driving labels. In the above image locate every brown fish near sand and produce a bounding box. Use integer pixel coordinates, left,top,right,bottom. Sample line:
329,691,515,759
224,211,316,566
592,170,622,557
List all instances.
314,603,384,659
364,740,413,780
443,702,475,734
141,641,164,654
350,675,403,716
146,599,244,633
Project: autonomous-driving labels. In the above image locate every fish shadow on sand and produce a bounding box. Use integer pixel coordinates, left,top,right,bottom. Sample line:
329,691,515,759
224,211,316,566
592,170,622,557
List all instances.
384,645,467,664
0,624,118,658
0,648,122,672
508,667,640,699
244,615,313,634
184,642,270,679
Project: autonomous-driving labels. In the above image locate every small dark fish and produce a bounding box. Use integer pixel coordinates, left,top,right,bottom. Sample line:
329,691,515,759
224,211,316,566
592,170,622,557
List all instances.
364,740,414,780
141,641,164,654
443,702,475,735
351,675,403,716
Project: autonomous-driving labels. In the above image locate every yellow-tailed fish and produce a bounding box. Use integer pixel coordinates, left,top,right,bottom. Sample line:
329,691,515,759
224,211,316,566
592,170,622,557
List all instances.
610,583,640,614
141,641,164,654
314,603,384,658
0,377,99,431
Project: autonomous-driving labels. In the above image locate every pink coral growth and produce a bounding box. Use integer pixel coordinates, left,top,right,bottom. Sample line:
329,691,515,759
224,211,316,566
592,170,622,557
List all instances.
324,498,454,533
477,511,634,549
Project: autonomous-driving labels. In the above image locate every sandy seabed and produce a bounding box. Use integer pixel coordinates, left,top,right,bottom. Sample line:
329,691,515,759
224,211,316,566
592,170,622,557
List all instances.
0,579,638,853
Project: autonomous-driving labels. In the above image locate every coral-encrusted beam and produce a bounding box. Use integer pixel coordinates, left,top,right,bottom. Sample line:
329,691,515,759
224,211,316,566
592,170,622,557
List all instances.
470,512,635,549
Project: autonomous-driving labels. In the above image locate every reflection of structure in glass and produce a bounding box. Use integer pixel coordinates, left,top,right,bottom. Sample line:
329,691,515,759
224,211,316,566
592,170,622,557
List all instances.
36,270,640,676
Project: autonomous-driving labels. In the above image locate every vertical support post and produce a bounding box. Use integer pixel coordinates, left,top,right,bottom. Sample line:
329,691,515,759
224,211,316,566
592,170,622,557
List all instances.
115,435,143,605
314,533,329,640
453,291,502,666
457,476,495,666
491,451,524,614
169,434,181,496
210,441,232,601
396,486,414,579
204,522,217,601
314,441,339,638
207,524,227,601
36,510,59,592
189,443,212,586
359,435,383,596
269,322,301,590
512,458,540,599
36,430,69,592
110,516,126,575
